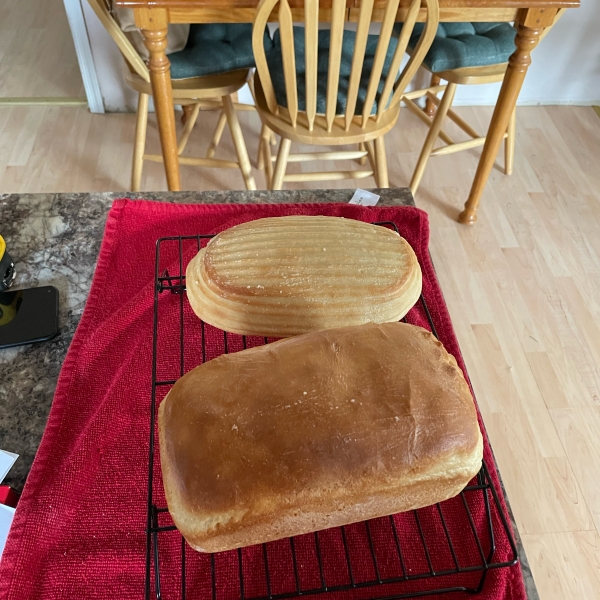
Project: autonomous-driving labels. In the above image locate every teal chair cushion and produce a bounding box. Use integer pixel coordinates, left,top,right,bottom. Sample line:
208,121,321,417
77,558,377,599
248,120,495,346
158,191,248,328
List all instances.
169,24,273,79
406,22,517,73
267,27,399,116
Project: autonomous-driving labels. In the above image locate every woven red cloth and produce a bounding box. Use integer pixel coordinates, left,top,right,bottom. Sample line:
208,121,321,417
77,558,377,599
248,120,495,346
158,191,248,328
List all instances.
0,200,526,600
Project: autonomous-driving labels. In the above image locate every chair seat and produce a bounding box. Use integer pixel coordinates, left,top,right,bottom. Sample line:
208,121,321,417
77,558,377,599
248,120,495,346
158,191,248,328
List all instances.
407,22,517,73
124,67,252,99
169,24,273,80
267,27,399,116
254,76,401,145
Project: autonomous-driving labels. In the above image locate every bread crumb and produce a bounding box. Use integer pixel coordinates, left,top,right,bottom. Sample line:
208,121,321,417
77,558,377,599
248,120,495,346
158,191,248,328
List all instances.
232,424,238,431
303,391,307,395
350,399,355,403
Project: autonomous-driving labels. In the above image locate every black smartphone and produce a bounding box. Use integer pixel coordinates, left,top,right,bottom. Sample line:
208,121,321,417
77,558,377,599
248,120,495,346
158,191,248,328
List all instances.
0,286,59,349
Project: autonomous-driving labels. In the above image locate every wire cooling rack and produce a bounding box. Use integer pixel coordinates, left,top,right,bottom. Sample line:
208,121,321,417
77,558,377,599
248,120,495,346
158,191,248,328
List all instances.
146,223,519,600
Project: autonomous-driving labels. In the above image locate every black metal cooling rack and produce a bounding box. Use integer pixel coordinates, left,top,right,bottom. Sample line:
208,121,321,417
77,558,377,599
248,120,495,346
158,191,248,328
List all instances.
146,224,518,600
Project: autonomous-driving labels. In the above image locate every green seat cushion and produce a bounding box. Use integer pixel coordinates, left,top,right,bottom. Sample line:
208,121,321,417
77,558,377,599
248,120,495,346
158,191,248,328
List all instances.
267,27,399,116
405,22,516,73
169,24,273,79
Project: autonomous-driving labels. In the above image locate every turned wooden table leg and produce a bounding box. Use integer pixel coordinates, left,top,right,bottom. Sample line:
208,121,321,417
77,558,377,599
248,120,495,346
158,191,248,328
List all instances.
135,8,181,191
458,8,557,225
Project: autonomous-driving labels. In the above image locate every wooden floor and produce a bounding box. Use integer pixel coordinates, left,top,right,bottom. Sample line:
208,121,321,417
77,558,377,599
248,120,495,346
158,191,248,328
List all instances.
1,103,600,598
0,0,84,98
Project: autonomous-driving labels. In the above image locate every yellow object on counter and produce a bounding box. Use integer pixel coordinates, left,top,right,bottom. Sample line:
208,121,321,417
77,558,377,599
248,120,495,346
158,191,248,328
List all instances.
0,235,16,291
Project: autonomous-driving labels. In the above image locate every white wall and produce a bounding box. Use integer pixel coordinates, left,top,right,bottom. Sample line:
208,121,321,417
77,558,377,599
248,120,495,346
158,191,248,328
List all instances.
81,0,138,112
82,2,600,112
454,2,600,106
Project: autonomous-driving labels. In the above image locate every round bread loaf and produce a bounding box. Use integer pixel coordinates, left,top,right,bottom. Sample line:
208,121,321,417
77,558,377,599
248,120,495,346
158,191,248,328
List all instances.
185,215,422,337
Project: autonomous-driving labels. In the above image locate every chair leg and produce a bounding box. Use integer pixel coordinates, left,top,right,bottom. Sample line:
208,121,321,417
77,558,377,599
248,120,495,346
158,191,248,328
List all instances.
374,136,389,188
131,92,149,192
222,95,257,191
505,107,516,176
271,137,291,190
257,124,267,170
177,102,201,155
410,82,457,195
181,104,195,125
357,143,367,165
260,125,274,188
425,74,441,117
363,140,378,181
207,109,227,159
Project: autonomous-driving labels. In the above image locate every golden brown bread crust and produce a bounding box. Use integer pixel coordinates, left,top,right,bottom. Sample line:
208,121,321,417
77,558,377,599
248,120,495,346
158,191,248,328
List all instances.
158,322,483,553
185,216,422,337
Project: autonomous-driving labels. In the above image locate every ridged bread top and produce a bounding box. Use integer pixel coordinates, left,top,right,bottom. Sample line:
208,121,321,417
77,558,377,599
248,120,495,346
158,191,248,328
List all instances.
186,216,422,336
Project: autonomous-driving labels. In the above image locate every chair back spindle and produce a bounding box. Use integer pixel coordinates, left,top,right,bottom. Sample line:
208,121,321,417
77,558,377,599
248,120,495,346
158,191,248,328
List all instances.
279,0,299,126
253,0,440,133
87,0,151,82
376,0,421,122
325,0,346,132
360,0,402,127
304,0,320,130
344,0,375,131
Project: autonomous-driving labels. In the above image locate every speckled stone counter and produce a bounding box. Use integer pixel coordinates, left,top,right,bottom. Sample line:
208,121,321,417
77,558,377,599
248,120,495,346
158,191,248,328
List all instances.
0,189,412,492
0,189,537,600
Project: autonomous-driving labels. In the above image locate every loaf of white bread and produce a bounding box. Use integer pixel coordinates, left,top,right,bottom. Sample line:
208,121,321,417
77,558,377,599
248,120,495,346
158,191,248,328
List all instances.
186,216,422,337
159,322,483,553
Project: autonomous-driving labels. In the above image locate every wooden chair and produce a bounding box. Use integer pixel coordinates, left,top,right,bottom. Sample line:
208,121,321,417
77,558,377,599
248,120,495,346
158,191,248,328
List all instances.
87,0,257,191
252,0,440,190
404,11,565,195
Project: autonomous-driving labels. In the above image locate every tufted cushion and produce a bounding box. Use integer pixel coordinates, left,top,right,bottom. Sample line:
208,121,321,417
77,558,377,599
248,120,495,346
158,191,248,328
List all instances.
169,24,273,79
406,22,517,73
267,27,399,116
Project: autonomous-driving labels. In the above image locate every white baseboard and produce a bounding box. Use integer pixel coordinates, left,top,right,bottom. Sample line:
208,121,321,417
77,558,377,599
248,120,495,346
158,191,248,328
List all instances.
451,100,600,107
63,0,104,113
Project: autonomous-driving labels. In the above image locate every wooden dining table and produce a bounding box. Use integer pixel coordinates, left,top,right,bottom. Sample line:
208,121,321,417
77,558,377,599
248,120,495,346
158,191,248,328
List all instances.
115,0,578,224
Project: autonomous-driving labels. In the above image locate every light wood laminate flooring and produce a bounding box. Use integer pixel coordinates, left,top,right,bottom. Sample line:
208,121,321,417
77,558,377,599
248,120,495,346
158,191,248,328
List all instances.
0,0,84,98
1,103,599,599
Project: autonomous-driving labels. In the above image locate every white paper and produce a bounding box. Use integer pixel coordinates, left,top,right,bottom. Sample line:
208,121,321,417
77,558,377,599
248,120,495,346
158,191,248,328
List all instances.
349,189,380,206
0,450,18,484
0,504,16,559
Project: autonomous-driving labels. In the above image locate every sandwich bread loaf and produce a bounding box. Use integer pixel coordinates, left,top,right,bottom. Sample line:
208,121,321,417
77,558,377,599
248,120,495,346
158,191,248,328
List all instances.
159,322,483,553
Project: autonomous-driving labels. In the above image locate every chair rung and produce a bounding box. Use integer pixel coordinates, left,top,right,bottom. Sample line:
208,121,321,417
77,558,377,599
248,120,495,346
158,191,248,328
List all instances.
272,150,369,163
144,154,238,169
402,85,447,101
177,100,255,112
445,107,481,140
429,133,507,157
178,157,239,168
402,97,455,146
283,170,373,182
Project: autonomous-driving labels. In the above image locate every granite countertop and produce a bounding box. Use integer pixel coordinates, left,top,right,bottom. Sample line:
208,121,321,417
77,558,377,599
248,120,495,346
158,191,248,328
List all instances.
0,189,537,600
0,189,413,491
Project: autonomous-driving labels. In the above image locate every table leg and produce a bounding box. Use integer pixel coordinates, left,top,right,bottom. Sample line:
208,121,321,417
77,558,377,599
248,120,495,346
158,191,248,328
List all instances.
458,8,557,225
135,8,181,191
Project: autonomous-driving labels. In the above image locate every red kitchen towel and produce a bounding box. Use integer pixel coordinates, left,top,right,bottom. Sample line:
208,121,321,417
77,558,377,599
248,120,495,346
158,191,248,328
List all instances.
0,200,526,600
